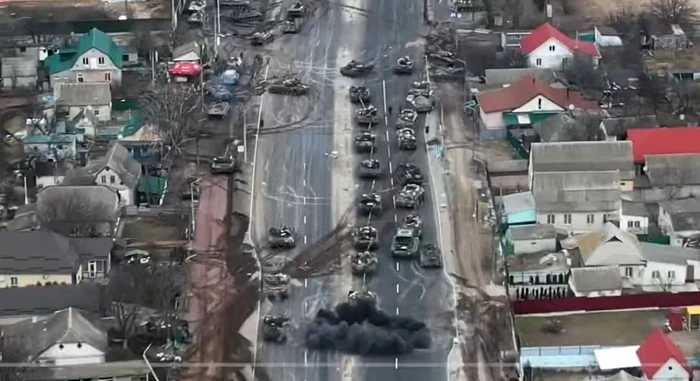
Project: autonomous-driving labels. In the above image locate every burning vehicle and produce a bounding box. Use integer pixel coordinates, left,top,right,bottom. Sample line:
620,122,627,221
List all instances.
351,251,378,275
352,225,379,250
268,226,297,249
263,273,290,300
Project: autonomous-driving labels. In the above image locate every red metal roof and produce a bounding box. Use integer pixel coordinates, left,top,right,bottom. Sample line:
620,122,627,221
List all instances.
169,61,201,76
520,23,601,57
476,74,599,113
636,328,690,379
627,127,700,162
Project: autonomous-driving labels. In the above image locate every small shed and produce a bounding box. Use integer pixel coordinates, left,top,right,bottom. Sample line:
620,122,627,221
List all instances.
505,224,557,255
172,41,202,62
500,191,536,225
569,266,623,297
1,57,38,88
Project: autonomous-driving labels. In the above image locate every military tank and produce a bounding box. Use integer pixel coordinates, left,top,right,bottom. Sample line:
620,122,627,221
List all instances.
339,60,375,77
268,226,297,249
354,132,376,153
358,159,381,179
402,213,423,237
396,108,417,129
393,56,414,74
352,225,379,250
355,105,380,125
419,244,443,268
267,77,309,96
357,193,382,215
395,184,425,209
398,129,417,150
349,86,371,104
351,251,378,275
262,323,287,343
348,289,378,305
397,162,424,185
263,273,290,300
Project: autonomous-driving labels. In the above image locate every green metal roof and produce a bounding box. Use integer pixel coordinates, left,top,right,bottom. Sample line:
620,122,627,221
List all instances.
46,28,123,75
503,112,558,126
23,134,79,144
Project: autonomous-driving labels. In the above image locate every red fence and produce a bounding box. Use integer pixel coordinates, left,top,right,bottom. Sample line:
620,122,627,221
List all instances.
512,291,700,315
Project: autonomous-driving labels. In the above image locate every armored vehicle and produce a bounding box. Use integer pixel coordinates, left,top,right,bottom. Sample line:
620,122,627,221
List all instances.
357,193,382,215
187,0,206,12
395,184,424,209
207,102,230,118
188,11,204,24
409,95,434,113
283,18,302,33
391,228,420,258
287,1,305,17
340,60,375,77
262,324,287,343
349,86,371,104
348,289,377,305
419,244,443,268
251,31,274,45
402,213,423,237
234,11,264,22
412,81,430,90
267,77,309,95
393,56,414,74
355,106,380,125
268,226,297,249
352,225,379,250
358,159,381,179
263,273,290,300
398,129,417,151
351,251,378,275
354,132,376,153
205,84,232,101
211,156,235,174
407,87,431,99
397,163,423,185
263,315,289,326
396,108,417,129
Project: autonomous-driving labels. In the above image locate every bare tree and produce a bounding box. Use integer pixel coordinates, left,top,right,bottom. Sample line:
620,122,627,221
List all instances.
648,0,697,27
638,73,669,113
462,43,498,76
496,49,527,69
37,190,116,237
563,54,606,91
139,85,202,157
0,331,29,381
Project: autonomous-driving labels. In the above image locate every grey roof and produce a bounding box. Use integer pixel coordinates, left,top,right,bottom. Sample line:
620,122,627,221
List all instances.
645,154,700,186
27,360,149,381
621,201,649,217
570,266,623,293
530,141,635,180
2,307,108,362
596,26,620,36
172,41,201,60
69,238,113,260
600,116,658,137
507,252,568,272
659,198,700,232
0,284,103,317
484,68,556,86
487,159,528,174
0,231,80,274
63,142,142,188
562,222,644,266
595,371,647,381
532,171,621,213
506,224,557,240
639,242,700,265
1,56,38,78
501,191,535,214
532,113,587,143
54,83,111,107
37,185,120,224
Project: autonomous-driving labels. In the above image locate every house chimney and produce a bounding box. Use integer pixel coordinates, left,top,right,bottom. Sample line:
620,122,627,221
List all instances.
566,88,570,98
532,76,535,84
575,31,579,49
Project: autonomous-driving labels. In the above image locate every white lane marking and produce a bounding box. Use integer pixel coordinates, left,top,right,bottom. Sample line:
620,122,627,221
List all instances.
396,261,399,271
385,130,390,140
387,144,391,157
396,307,400,315
393,214,398,223
305,278,308,288
303,215,307,224
371,179,376,190
304,235,308,244
303,162,306,170
303,178,306,187
392,195,396,208
389,161,393,173
395,358,399,369
390,177,394,187
304,350,308,365
384,116,388,125
382,80,388,115
396,283,400,293
303,197,307,205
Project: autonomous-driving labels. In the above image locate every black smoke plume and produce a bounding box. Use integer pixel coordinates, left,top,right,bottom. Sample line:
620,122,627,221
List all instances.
304,298,432,355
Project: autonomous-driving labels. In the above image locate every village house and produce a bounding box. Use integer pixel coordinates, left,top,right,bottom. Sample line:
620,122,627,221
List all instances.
475,74,599,139
504,224,557,255
636,328,691,381
532,171,621,233
639,154,700,202
658,198,700,247
569,266,623,297
45,28,123,89
593,26,623,47
649,24,689,50
599,115,658,141
37,185,121,238
620,201,650,235
627,127,700,169
1,56,39,88
519,23,601,69
529,141,635,190
54,82,112,123
22,134,83,162
63,142,142,205
506,251,569,301
500,191,536,226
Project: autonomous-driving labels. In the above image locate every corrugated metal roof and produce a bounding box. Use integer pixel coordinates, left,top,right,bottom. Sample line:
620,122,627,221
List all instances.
54,83,111,106
532,171,621,212
570,266,622,292
530,141,634,179
645,153,700,186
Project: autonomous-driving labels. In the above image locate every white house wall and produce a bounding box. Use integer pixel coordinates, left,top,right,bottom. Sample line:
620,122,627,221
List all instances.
526,37,573,69
511,95,564,113
643,261,688,287
620,215,649,235
96,168,133,205
36,175,65,188
38,342,104,366
479,109,506,131
67,104,111,122
535,211,609,233
651,358,690,381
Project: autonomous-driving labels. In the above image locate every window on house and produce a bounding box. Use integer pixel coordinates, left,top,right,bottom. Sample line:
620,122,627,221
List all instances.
122,54,129,62
549,45,555,51
668,271,676,279
652,271,661,279
10,277,18,287
105,72,112,81
563,214,572,224
627,220,634,228
82,57,89,65
101,175,107,183
88,261,97,278
77,73,84,83
547,214,555,224
625,267,633,277
110,175,116,184
94,109,100,116
535,58,542,66
587,214,595,224
537,98,542,109
562,57,569,67
19,47,26,53
634,221,641,228
98,56,105,65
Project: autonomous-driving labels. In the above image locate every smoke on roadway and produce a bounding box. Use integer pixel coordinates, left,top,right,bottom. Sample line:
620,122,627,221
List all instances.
304,298,432,355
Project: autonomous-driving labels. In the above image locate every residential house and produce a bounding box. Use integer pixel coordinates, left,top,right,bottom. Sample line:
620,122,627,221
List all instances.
529,141,635,190
506,252,569,301
121,45,139,65
569,266,623,297
636,328,691,381
22,134,83,162
640,154,700,201
658,198,700,247
620,201,650,235
54,82,112,122
475,74,599,139
172,40,202,62
1,56,39,88
627,127,700,167
519,23,601,69
599,115,658,141
593,26,623,47
33,160,75,188
500,30,532,49
500,191,536,226
45,28,123,88
650,24,689,50
639,243,700,290
37,185,121,237
504,224,557,255
532,171,621,232
0,284,104,325
63,142,142,205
